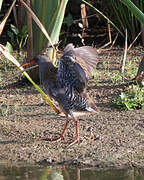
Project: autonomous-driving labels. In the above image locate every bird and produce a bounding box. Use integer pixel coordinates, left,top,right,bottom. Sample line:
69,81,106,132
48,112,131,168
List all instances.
22,43,99,145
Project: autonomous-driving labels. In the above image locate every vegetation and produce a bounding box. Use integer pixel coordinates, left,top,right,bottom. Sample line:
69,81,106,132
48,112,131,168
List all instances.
30,0,68,57
114,84,144,110
104,0,144,43
7,24,28,53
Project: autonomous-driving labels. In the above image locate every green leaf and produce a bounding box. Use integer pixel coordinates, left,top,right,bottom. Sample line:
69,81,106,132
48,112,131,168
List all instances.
114,84,144,110
21,24,28,36
47,0,68,45
7,31,14,41
65,13,73,27
6,42,13,54
121,0,144,25
10,24,19,35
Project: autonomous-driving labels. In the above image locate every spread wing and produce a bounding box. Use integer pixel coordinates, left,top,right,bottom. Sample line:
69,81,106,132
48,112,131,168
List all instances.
63,43,98,79
58,44,98,94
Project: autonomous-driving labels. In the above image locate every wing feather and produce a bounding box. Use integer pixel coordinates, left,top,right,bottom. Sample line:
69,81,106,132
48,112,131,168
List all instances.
63,44,98,79
74,46,98,78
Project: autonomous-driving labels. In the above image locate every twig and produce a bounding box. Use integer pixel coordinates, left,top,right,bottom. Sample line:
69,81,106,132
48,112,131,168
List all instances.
128,31,142,51
100,21,112,49
81,4,88,28
110,33,119,48
73,13,98,24
0,0,16,35
121,29,128,75
19,64,39,74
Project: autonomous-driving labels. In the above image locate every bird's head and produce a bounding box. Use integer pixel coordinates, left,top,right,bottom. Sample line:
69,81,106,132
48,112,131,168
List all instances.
21,55,57,81
21,55,50,67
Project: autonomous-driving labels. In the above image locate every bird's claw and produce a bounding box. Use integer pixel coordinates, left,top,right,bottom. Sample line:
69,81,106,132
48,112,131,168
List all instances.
41,134,66,142
68,138,80,147
55,135,66,142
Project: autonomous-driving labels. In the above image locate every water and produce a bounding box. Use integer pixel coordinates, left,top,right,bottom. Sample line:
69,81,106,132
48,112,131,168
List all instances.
0,162,144,180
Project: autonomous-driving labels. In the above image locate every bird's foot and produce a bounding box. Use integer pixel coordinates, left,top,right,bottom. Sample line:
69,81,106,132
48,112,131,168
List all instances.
42,134,66,142
54,134,66,142
68,138,80,147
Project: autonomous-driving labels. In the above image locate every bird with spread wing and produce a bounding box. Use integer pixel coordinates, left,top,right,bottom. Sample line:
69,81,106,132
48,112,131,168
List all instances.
22,43,99,145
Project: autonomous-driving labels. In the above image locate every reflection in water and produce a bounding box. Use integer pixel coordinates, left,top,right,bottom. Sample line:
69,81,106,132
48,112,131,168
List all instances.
0,163,144,180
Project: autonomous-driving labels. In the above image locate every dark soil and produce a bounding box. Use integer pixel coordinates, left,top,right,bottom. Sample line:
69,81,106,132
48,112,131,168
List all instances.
0,47,144,168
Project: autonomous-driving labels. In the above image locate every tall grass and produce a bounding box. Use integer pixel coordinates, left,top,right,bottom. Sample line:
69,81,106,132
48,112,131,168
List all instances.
86,0,144,44
105,0,144,43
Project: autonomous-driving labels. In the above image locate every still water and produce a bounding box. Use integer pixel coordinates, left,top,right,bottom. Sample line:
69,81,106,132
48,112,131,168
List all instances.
0,162,144,180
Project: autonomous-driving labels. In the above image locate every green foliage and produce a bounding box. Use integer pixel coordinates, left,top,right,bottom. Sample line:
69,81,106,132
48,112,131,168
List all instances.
121,0,144,24
84,0,144,44
64,13,73,28
6,42,13,54
124,58,138,79
103,61,110,75
106,0,144,43
0,104,12,117
82,0,122,35
101,56,138,83
0,57,12,72
113,84,144,110
31,0,68,57
109,72,122,83
7,24,28,52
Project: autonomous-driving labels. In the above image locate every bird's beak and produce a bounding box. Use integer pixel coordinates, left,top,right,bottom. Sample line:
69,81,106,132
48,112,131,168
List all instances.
21,60,36,67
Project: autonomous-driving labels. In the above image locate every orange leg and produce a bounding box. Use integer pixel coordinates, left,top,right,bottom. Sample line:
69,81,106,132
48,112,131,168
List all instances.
42,116,69,142
69,113,80,146
55,116,69,142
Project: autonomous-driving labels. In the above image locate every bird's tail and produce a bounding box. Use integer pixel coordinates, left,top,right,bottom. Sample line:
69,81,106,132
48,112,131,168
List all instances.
86,106,98,112
84,92,99,113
